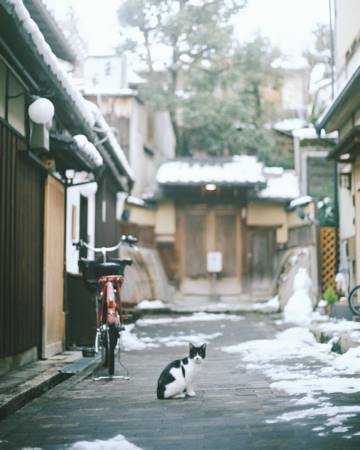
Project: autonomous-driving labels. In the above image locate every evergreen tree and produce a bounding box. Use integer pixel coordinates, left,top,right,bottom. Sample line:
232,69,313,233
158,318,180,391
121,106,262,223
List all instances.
118,0,282,160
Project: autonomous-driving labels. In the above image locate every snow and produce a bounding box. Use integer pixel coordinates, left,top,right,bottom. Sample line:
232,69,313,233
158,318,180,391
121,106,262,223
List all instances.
136,312,244,326
283,268,313,324
5,0,133,182
248,296,280,313
273,118,307,131
156,156,266,185
135,300,167,310
73,134,103,168
126,196,146,207
222,320,360,437
85,102,134,181
289,195,313,209
315,319,360,335
157,156,300,201
69,434,143,449
143,332,222,347
120,324,152,351
258,171,299,200
292,127,318,140
121,321,223,351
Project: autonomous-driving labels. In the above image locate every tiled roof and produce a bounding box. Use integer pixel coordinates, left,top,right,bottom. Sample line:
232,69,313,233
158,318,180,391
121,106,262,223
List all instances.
157,156,300,201
156,156,266,186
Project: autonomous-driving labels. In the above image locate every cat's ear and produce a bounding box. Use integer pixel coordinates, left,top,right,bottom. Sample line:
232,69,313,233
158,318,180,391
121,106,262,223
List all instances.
189,343,195,351
201,343,207,350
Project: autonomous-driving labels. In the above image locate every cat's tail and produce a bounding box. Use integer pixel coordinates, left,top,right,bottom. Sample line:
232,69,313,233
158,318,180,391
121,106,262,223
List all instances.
157,383,165,400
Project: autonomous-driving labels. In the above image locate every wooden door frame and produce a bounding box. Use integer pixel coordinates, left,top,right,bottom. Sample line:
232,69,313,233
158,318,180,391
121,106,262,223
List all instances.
245,226,276,291
176,206,243,282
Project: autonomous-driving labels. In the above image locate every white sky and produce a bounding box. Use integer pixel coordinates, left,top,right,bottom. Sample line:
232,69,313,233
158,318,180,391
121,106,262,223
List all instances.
45,0,330,62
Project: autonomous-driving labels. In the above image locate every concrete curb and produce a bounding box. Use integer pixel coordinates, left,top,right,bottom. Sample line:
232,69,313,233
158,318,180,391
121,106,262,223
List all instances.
311,327,360,354
0,355,101,422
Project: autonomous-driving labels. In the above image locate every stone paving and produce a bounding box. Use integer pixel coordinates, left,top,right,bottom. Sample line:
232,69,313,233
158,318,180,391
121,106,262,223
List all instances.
1,313,360,449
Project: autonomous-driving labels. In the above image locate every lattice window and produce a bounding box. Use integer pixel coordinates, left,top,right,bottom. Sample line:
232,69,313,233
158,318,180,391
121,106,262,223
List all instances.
320,227,337,291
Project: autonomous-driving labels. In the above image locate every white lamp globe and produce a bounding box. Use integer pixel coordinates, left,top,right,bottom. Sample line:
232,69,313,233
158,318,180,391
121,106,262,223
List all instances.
28,98,55,124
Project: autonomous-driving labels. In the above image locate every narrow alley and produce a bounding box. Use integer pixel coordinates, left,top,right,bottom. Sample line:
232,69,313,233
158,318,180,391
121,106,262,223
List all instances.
1,312,360,449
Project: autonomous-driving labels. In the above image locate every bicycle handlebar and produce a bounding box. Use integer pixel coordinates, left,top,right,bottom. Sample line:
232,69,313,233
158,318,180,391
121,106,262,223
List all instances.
73,235,138,255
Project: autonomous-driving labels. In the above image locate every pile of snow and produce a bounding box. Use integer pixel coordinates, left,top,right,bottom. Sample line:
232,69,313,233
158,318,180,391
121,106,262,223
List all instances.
70,434,143,450
120,324,150,351
135,300,167,310
283,268,313,324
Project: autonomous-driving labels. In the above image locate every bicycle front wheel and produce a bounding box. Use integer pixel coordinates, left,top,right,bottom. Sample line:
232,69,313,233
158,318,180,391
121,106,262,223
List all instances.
349,285,360,316
108,324,119,376
101,330,109,368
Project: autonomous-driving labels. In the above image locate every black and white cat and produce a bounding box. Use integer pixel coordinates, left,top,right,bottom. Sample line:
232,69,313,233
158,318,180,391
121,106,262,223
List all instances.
157,343,206,399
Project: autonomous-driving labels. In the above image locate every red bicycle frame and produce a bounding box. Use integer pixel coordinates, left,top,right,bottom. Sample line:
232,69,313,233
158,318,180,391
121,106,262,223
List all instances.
98,275,126,328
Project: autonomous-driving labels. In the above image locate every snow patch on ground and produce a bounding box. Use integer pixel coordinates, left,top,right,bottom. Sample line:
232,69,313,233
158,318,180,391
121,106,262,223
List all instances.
142,332,222,347
222,324,360,437
136,312,244,326
247,296,280,313
315,319,360,334
121,324,222,351
69,434,143,449
120,324,157,351
135,300,167,309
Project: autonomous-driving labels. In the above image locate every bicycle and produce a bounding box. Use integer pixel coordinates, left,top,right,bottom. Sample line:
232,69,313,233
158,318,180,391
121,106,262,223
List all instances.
74,235,138,377
348,285,360,316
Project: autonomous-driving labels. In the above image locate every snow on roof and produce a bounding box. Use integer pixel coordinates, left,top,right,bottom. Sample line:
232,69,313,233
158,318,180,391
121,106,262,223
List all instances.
85,101,134,180
156,156,266,186
73,134,103,168
259,170,300,200
6,0,133,181
292,126,338,140
7,0,95,124
289,196,313,209
274,118,308,132
157,157,301,201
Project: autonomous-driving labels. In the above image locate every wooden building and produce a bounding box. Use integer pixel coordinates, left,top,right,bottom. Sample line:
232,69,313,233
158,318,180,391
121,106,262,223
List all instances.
155,156,301,301
0,0,133,371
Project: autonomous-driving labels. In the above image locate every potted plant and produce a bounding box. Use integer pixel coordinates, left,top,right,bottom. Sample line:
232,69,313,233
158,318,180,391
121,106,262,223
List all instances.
324,286,353,319
323,286,337,316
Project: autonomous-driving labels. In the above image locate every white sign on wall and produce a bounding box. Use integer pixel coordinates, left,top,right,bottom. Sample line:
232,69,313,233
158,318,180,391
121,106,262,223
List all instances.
207,251,223,273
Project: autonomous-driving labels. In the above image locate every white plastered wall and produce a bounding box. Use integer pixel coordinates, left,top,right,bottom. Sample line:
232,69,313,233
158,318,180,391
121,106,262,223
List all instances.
66,178,97,274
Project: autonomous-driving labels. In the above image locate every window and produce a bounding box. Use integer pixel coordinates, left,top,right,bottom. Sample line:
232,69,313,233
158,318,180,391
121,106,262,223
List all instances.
0,57,26,136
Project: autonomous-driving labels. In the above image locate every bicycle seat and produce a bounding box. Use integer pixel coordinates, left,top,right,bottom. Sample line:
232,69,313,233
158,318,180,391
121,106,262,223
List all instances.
95,260,132,277
109,257,133,267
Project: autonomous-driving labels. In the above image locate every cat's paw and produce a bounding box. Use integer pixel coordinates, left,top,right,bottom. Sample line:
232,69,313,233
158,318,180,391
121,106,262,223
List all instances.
186,390,196,397
173,393,186,399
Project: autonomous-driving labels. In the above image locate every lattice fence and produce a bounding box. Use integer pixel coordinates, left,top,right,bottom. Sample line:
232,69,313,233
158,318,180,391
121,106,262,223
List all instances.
320,227,337,291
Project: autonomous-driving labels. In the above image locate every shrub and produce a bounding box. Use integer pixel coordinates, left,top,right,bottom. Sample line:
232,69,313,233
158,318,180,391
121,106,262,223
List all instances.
323,286,338,305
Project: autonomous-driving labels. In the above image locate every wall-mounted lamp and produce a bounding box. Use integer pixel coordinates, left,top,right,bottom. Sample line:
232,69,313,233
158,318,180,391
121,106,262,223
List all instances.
28,98,55,124
205,183,217,191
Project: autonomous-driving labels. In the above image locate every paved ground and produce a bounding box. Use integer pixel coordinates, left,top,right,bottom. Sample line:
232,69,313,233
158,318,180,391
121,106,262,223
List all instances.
1,313,360,449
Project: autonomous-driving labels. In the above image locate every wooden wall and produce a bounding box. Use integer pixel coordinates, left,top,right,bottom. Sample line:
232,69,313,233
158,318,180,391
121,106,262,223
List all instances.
42,176,65,358
0,121,44,359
